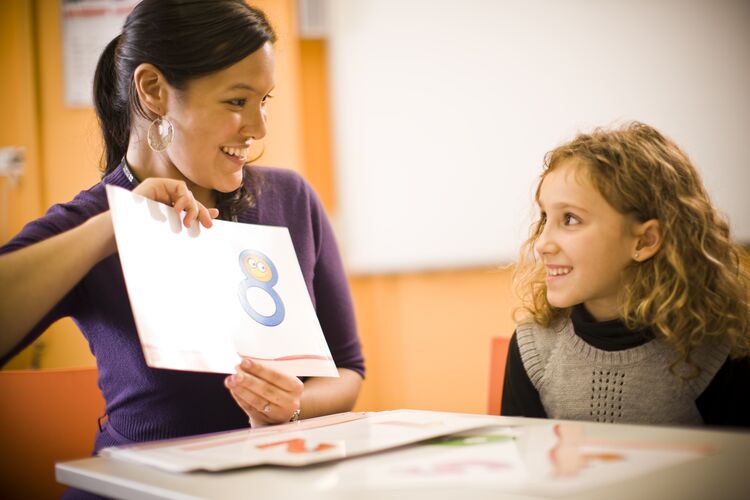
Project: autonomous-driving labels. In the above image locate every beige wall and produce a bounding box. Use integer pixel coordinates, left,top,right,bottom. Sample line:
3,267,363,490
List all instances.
296,38,519,413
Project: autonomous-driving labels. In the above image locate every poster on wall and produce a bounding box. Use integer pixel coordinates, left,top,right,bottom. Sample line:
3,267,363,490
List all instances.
61,0,138,107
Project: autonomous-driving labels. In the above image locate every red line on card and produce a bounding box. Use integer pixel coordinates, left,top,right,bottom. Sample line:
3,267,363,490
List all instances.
240,354,334,361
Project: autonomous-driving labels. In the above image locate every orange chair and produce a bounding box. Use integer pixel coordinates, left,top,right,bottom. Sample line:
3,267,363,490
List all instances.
0,367,105,499
487,336,510,415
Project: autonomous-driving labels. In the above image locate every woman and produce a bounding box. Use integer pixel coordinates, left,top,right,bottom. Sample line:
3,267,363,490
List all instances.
0,0,364,453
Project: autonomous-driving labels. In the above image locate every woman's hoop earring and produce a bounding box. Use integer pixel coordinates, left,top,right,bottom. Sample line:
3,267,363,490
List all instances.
147,116,174,152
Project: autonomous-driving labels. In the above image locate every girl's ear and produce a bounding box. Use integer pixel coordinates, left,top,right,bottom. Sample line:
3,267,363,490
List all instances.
633,219,661,262
132,63,170,117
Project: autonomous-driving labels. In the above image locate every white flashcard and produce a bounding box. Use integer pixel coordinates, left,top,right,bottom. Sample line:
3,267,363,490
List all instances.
106,184,338,377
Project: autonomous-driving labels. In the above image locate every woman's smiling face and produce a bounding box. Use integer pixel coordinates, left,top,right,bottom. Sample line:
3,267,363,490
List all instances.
534,159,642,321
163,42,275,194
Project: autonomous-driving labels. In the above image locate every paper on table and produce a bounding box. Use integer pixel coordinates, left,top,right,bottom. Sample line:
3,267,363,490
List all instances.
106,185,337,377
99,410,504,472
347,421,712,496
99,408,712,494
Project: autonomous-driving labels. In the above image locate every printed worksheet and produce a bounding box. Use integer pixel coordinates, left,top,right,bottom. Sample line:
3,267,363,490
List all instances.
99,410,504,471
106,185,337,377
344,420,713,496
100,408,712,497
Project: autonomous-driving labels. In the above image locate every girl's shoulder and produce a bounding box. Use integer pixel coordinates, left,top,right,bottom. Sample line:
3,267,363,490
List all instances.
516,318,571,348
516,318,573,385
673,335,732,396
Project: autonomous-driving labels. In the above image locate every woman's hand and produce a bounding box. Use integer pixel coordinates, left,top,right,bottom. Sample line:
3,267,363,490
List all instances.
132,178,219,228
225,359,304,426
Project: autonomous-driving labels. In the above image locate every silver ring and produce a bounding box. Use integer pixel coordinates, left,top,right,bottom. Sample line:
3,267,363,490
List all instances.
263,403,272,414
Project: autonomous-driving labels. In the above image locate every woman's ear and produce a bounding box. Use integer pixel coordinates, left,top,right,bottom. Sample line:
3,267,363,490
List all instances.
633,219,661,262
132,63,169,117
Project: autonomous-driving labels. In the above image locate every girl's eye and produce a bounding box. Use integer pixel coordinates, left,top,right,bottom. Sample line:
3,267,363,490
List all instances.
226,98,247,107
538,212,547,227
564,213,580,225
261,94,274,105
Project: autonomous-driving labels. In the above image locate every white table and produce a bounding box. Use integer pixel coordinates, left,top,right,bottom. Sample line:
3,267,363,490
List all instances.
56,413,750,500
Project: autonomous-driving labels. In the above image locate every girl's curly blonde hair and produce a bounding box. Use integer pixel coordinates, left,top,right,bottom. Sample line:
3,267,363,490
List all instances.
514,122,750,365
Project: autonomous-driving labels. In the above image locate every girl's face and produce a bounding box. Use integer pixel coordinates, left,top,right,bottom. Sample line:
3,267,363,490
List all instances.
163,42,275,195
534,159,641,321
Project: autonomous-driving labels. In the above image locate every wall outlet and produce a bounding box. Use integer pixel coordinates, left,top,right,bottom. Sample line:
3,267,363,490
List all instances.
0,146,24,177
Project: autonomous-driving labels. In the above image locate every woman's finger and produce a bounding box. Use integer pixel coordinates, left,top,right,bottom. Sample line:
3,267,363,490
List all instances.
230,369,289,409
225,366,301,425
226,373,276,414
184,199,199,228
170,190,196,226
133,178,217,228
198,206,218,228
247,407,272,427
224,375,268,414
166,179,190,208
240,359,304,394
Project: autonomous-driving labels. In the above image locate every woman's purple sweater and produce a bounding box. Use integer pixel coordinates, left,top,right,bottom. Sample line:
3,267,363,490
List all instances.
0,165,364,452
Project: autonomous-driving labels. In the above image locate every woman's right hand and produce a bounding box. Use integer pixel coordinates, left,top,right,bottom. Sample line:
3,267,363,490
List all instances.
132,178,219,228
0,178,219,356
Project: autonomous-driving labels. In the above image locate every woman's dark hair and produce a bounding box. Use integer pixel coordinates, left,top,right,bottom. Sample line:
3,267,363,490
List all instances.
93,0,276,219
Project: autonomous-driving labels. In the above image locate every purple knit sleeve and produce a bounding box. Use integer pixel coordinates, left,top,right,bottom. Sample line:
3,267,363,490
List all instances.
0,185,108,365
305,183,365,378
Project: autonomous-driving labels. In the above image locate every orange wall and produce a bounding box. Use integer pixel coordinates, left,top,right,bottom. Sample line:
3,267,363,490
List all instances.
0,1,42,241
349,268,517,414
298,40,335,211
0,0,44,370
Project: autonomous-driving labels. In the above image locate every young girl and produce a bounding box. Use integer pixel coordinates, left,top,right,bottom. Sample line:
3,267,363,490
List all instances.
502,122,749,427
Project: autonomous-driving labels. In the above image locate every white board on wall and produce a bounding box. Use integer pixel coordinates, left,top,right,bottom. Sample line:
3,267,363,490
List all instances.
326,0,750,273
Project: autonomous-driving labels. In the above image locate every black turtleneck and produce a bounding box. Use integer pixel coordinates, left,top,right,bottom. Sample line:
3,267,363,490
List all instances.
500,304,749,428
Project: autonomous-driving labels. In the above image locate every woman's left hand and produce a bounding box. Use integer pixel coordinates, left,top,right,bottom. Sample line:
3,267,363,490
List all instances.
224,359,304,426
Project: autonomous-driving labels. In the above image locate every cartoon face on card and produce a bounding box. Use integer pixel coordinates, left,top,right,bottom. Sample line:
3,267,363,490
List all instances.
237,249,285,327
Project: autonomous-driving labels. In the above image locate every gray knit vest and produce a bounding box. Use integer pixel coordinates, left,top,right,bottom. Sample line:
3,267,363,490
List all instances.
517,319,730,425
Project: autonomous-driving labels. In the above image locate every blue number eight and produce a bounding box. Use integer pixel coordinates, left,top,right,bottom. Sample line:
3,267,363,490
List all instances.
237,249,285,327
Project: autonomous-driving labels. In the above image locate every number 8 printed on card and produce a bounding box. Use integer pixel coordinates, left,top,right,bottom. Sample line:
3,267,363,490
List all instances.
237,249,285,327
